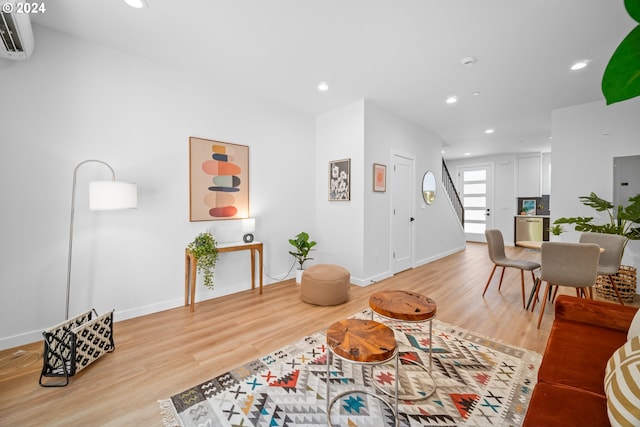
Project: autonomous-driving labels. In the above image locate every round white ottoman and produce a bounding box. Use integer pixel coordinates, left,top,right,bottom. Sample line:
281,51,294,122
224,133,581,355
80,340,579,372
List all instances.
300,264,350,306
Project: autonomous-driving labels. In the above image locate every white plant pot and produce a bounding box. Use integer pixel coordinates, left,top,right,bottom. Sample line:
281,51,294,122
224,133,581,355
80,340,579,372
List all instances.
295,269,304,284
549,235,562,242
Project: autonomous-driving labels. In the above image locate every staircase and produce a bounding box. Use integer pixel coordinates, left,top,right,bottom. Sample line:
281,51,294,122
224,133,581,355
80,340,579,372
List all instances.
442,160,464,226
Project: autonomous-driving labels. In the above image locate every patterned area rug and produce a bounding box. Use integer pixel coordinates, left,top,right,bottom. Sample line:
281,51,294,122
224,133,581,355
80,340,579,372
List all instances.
159,310,541,426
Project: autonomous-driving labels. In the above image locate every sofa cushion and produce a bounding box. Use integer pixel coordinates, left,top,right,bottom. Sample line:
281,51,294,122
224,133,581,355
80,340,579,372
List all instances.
537,317,628,396
604,335,640,427
522,382,609,427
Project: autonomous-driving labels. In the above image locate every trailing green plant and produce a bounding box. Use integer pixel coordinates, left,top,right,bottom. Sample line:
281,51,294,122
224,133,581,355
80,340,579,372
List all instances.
548,224,564,236
554,192,640,248
288,231,317,269
602,0,640,105
187,231,219,290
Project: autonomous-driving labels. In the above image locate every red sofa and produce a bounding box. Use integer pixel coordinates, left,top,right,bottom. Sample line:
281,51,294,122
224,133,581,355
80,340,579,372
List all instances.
523,295,638,427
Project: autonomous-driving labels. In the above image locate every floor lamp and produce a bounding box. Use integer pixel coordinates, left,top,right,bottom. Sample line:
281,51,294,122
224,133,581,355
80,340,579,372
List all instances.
65,160,137,320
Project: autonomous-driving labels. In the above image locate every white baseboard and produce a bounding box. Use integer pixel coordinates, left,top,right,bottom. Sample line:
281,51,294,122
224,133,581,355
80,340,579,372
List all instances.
0,255,467,351
0,331,44,351
415,245,466,267
0,298,186,351
350,271,394,287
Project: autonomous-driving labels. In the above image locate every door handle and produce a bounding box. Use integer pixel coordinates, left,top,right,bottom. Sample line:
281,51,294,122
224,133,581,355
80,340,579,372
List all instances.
410,217,415,222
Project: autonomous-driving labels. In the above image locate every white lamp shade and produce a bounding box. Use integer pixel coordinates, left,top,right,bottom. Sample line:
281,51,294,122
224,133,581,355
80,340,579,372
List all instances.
89,181,138,210
242,217,255,233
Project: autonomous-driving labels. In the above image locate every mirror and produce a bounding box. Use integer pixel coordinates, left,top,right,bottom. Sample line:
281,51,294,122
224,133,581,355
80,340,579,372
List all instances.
422,171,436,205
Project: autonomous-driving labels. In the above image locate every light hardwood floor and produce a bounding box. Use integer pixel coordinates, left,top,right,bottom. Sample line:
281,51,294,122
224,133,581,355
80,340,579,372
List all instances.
0,242,634,426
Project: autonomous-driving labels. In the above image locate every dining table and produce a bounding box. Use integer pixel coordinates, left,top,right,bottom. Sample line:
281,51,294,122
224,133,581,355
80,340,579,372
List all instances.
516,240,545,250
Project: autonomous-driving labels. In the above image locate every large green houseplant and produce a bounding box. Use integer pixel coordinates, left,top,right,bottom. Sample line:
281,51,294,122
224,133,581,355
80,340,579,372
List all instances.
554,192,640,302
288,231,317,283
602,0,640,105
187,231,219,290
554,192,640,249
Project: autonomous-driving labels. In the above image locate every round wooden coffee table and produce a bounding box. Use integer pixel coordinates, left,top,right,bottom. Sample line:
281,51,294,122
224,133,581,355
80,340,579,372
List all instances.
326,319,399,426
369,290,437,400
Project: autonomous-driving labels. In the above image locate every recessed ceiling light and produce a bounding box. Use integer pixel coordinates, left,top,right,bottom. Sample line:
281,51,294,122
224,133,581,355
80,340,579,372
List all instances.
465,153,471,156
570,60,589,71
485,129,494,134
318,82,329,92
472,91,480,96
446,96,457,104
124,0,148,8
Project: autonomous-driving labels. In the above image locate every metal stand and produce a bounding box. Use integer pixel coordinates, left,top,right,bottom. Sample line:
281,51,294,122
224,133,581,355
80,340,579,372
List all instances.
326,344,399,426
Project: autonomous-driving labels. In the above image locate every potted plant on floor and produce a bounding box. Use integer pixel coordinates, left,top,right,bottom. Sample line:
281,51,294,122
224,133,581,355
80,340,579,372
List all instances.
187,231,219,290
554,192,640,301
548,224,564,242
554,192,640,245
288,231,317,284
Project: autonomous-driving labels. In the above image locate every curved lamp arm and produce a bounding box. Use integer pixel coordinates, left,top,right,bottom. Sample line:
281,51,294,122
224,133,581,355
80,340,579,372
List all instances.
65,160,136,320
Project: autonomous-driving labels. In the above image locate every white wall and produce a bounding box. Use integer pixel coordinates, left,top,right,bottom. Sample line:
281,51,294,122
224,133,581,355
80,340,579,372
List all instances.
0,26,472,350
364,103,465,274
315,101,465,284
0,26,315,349
314,101,366,279
552,98,640,271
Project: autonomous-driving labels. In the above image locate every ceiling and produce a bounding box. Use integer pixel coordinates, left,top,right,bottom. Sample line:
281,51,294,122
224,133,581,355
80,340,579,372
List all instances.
30,0,634,159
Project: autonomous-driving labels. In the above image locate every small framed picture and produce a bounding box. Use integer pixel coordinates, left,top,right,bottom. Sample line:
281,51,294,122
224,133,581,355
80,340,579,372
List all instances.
329,158,350,201
522,199,536,215
373,163,386,192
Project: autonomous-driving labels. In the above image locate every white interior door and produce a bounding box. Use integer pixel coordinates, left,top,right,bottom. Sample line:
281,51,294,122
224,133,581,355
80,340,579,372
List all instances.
392,153,415,273
458,164,494,242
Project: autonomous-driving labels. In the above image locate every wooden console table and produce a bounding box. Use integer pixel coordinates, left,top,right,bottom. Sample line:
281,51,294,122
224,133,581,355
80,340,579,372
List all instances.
184,241,263,312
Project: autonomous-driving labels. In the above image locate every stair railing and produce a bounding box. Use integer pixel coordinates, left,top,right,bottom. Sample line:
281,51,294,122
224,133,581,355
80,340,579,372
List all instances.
442,160,464,226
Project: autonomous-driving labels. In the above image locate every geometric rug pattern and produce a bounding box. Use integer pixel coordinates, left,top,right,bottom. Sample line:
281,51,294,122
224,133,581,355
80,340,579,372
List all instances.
160,310,541,426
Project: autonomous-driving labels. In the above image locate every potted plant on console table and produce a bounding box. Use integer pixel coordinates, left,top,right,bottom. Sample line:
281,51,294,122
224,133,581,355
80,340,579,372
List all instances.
288,231,317,284
554,192,640,302
187,231,219,290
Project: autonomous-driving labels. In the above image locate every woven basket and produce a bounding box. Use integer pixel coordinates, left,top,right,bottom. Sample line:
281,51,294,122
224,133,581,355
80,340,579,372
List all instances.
594,265,637,303
39,309,115,387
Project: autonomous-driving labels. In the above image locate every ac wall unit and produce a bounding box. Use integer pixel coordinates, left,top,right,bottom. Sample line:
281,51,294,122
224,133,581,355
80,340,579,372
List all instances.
0,0,35,60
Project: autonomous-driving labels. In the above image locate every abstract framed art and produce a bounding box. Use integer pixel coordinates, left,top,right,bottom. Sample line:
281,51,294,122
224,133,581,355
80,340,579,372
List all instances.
522,199,536,215
329,158,350,201
189,136,249,221
373,163,386,192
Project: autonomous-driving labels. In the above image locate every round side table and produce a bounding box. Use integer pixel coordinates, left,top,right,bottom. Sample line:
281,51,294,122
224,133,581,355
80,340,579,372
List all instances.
326,318,399,426
369,290,437,400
